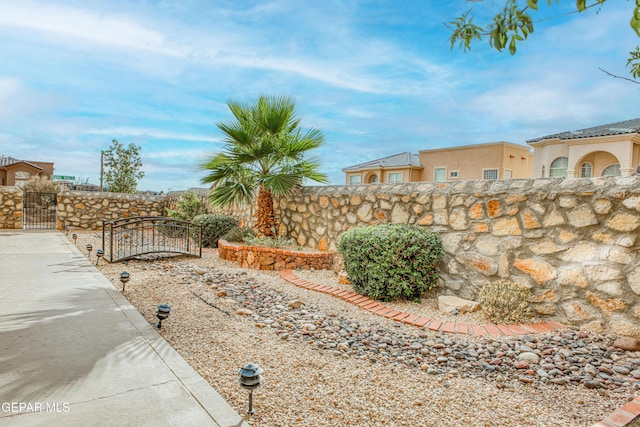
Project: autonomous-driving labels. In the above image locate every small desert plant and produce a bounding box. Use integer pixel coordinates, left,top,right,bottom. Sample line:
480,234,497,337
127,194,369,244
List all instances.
192,214,237,248
22,176,59,193
166,191,209,221
479,280,532,323
222,226,256,243
338,224,444,301
244,234,298,249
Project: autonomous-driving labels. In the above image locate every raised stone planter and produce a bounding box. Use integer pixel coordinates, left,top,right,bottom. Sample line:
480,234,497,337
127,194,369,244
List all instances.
217,239,333,271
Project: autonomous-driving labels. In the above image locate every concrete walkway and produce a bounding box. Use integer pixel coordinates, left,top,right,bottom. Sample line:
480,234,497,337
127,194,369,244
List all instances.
0,230,247,427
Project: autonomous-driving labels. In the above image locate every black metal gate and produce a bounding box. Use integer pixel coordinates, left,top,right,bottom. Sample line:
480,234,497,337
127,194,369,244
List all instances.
23,192,57,229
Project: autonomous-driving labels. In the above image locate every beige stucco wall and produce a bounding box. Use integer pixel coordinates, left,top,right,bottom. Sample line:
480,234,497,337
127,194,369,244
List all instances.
419,142,532,181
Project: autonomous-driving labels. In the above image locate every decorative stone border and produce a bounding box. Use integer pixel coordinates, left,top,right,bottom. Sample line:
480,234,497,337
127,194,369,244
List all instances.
218,240,333,271
280,269,640,427
279,270,565,336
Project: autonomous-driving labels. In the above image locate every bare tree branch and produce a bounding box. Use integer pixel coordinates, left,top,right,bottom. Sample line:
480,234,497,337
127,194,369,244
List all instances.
598,68,640,85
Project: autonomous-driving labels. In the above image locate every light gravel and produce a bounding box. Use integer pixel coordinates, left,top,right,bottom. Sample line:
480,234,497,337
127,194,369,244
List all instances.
72,231,637,427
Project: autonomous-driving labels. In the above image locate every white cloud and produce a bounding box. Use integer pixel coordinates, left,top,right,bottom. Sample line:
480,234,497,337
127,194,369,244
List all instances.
0,1,188,56
86,128,222,144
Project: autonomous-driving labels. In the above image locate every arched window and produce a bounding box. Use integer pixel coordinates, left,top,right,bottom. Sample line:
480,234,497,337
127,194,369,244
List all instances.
549,157,568,178
580,162,592,178
602,164,621,176
368,174,379,184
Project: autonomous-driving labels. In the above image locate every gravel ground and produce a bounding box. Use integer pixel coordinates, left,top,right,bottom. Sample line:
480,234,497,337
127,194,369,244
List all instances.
72,231,639,427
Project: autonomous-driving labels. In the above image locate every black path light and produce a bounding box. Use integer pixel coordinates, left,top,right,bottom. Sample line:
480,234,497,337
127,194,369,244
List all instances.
86,243,93,258
119,271,130,292
155,304,172,328
96,249,104,265
72,233,77,245
238,363,264,415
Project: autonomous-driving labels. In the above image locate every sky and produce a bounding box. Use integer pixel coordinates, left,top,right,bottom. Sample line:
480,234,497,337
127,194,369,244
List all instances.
1,0,638,192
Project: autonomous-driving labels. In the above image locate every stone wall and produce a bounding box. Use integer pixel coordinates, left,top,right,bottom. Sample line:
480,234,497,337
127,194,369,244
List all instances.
0,187,23,229
57,191,166,229
3,179,640,336
265,177,640,337
218,239,333,271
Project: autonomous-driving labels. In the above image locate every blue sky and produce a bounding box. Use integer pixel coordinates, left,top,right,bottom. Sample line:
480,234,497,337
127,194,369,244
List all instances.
1,0,638,192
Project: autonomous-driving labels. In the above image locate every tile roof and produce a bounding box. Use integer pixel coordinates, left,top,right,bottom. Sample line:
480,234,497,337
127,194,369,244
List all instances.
0,156,21,167
527,118,640,143
342,152,422,172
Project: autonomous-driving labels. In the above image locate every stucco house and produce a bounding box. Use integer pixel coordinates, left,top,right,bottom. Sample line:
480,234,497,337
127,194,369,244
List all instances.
342,142,533,184
418,141,533,182
0,155,54,188
342,152,423,185
526,118,640,178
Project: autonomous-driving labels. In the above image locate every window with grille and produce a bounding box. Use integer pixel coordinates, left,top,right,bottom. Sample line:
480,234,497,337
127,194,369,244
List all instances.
550,157,568,178
349,175,361,185
434,168,446,182
483,169,498,180
581,162,592,178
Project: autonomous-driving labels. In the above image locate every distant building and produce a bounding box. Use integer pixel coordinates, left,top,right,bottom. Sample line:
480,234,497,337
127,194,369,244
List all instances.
75,183,100,192
342,142,533,184
0,155,54,188
527,118,640,178
419,142,533,182
342,152,423,185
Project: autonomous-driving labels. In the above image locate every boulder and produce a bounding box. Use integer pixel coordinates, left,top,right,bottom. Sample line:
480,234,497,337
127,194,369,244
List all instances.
613,337,640,352
287,299,306,309
338,271,350,285
437,295,480,314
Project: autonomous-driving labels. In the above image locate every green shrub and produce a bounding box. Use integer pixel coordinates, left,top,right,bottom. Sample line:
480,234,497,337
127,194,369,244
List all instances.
167,191,208,220
479,280,531,323
338,224,444,301
222,226,256,243
192,214,237,248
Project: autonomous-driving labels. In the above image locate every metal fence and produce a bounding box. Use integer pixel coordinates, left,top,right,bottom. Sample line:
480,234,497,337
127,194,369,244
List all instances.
102,216,202,262
23,191,57,229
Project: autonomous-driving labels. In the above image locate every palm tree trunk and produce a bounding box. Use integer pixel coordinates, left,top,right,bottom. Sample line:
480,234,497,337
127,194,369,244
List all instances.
255,185,276,237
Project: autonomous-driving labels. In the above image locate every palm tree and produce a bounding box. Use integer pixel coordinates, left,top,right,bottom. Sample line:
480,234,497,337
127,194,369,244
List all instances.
200,95,328,237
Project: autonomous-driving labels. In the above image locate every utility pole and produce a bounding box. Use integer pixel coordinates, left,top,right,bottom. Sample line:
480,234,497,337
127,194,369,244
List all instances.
100,150,104,192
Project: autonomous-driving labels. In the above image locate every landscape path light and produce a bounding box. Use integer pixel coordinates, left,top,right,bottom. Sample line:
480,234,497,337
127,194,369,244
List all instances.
155,304,171,329
96,249,104,265
119,272,130,292
238,363,264,415
72,233,77,245
86,243,93,258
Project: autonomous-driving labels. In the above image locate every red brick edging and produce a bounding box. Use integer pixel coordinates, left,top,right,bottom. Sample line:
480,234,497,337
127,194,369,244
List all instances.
278,270,640,427
279,270,565,337
593,396,640,427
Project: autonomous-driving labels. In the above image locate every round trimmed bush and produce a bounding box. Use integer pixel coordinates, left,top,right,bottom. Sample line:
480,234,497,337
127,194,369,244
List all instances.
193,214,238,248
338,224,444,301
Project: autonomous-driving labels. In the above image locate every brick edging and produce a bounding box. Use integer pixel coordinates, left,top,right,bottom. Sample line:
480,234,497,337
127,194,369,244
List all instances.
592,395,640,427
279,270,565,337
